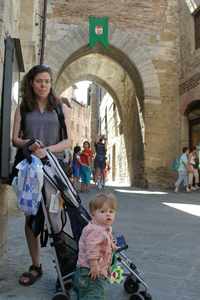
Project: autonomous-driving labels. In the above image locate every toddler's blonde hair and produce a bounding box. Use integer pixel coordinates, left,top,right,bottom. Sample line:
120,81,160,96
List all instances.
89,193,117,214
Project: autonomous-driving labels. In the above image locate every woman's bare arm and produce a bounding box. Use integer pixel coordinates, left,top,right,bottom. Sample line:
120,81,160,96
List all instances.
12,106,30,148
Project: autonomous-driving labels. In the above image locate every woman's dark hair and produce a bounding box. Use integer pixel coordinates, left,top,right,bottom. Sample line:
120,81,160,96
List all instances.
182,146,188,153
83,140,90,148
20,64,60,113
74,145,81,154
189,146,196,153
73,146,81,160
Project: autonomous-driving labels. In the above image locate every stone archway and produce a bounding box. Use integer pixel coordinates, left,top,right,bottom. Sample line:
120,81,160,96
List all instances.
45,19,163,187
54,46,146,186
45,6,180,187
46,27,161,103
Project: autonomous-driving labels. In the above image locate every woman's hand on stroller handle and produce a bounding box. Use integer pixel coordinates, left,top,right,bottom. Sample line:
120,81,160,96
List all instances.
28,141,42,152
22,138,46,161
23,138,43,150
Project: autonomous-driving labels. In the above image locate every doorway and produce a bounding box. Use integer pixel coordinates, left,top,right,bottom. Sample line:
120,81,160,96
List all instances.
0,37,24,179
186,101,200,148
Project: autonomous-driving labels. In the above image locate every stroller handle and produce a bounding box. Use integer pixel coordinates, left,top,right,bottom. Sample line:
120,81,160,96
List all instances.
116,244,128,253
22,138,41,163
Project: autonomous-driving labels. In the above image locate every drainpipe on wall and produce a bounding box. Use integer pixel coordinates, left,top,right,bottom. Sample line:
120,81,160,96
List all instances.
40,0,47,65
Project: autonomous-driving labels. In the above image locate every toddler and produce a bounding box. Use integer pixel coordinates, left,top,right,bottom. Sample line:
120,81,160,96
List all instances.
75,193,117,299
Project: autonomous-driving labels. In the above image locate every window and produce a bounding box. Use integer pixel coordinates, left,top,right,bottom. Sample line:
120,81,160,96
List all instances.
194,9,200,49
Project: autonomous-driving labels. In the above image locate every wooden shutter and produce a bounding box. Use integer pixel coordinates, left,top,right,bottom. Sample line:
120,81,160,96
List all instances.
195,10,200,49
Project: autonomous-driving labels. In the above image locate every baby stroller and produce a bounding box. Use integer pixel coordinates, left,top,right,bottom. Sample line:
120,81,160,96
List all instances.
21,140,152,300
40,149,153,300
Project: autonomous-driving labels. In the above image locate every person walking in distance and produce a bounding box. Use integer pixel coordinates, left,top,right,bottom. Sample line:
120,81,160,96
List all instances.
80,141,93,192
174,147,190,193
72,145,82,190
94,136,107,189
188,146,200,190
12,64,70,286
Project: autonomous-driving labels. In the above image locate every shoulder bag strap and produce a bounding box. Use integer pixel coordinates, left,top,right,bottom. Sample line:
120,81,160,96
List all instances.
54,103,68,140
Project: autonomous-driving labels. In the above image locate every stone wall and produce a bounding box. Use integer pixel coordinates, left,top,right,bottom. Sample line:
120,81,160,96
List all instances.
45,0,181,187
99,92,130,185
61,86,91,148
178,1,200,149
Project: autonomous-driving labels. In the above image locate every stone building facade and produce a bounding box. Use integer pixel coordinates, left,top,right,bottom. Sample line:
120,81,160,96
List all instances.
44,0,181,188
61,85,91,148
69,99,91,148
98,90,130,185
179,1,200,147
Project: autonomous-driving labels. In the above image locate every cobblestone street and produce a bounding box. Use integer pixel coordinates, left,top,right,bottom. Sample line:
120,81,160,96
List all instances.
1,185,200,300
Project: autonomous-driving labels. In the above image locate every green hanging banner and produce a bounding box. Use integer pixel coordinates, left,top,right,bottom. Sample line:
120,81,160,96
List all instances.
89,16,109,48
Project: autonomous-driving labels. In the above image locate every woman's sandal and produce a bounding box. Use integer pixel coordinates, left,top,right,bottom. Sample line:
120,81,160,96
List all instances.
19,265,43,286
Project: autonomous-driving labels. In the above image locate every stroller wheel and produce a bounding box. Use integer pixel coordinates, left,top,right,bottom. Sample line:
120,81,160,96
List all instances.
144,293,152,300
140,291,152,300
129,293,145,300
52,292,70,300
56,278,73,292
124,275,139,294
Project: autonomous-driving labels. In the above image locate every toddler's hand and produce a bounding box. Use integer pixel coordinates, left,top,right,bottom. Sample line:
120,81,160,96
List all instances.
89,260,100,280
112,242,118,252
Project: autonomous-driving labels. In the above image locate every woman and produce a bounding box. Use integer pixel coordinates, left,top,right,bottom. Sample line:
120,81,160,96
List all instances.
12,64,70,286
80,141,93,192
174,146,190,193
94,136,107,188
188,146,199,190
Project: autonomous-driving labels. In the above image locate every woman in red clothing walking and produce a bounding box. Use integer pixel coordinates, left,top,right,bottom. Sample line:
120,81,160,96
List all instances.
80,141,93,192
